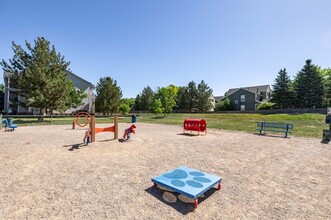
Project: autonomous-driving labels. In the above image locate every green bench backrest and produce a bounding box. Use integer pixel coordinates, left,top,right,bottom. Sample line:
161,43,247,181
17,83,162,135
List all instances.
257,122,293,129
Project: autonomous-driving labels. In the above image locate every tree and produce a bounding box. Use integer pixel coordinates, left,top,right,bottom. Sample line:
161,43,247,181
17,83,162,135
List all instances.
134,94,142,111
186,81,198,112
134,86,154,111
119,103,131,115
154,85,178,115
0,83,4,92
215,98,233,111
0,37,83,114
271,68,294,109
293,59,324,108
119,98,134,114
60,81,87,113
175,86,188,111
316,67,331,107
121,98,135,109
140,86,154,110
95,77,122,115
150,98,163,116
196,80,213,112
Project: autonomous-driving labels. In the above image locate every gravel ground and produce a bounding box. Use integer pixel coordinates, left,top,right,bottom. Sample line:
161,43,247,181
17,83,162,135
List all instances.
0,122,330,219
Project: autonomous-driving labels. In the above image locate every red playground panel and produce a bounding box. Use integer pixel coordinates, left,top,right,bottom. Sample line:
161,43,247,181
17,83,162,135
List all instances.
183,119,207,135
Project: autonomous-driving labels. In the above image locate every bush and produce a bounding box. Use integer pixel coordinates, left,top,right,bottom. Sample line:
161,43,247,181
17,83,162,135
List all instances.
257,101,276,110
215,98,233,111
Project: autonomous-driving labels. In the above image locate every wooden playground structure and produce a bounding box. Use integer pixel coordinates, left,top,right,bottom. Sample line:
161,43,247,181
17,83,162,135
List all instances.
90,115,118,142
73,112,118,142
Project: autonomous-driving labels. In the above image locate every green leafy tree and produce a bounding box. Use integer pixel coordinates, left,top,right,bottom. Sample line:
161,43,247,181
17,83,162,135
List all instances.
196,80,213,112
95,77,122,115
119,98,134,114
257,101,276,110
293,59,324,108
215,98,233,111
150,98,163,116
155,85,178,115
119,103,131,115
61,81,87,113
0,37,81,114
271,68,294,109
316,66,331,107
0,83,4,92
121,98,135,109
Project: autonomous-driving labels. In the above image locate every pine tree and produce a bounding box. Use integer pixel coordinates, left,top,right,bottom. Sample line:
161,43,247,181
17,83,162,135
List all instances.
134,94,142,111
95,77,122,115
186,81,198,112
175,86,189,111
0,37,83,114
140,86,154,110
271,68,294,109
293,59,324,108
196,80,213,112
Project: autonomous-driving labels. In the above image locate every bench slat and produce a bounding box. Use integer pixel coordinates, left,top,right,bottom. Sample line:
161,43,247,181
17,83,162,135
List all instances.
256,128,291,133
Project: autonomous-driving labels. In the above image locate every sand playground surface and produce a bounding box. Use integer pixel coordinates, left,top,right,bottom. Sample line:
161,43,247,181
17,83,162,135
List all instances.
0,122,330,219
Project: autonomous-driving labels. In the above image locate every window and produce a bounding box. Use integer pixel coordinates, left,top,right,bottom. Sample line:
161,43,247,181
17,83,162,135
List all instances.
240,105,245,111
240,95,245,102
234,100,238,104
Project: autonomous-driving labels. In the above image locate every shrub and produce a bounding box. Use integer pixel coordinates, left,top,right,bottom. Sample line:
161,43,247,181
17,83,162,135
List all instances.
215,98,233,111
257,101,276,110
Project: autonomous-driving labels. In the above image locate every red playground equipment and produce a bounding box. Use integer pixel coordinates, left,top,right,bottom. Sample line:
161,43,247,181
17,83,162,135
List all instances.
123,124,136,140
183,119,207,135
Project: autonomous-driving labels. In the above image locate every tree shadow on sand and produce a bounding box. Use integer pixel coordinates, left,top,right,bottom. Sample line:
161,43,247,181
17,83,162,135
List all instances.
145,185,219,215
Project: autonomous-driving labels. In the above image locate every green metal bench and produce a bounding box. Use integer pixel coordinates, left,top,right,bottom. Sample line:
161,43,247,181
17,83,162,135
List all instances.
256,122,293,138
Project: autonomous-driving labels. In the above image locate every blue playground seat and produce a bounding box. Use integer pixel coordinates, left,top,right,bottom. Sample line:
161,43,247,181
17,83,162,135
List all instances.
4,119,18,131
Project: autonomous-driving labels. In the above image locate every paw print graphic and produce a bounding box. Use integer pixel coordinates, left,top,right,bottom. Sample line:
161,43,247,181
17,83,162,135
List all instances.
163,169,212,188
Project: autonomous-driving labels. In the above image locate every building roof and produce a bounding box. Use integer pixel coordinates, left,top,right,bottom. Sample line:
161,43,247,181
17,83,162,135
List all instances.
214,96,224,101
225,85,270,96
66,71,95,90
4,70,95,90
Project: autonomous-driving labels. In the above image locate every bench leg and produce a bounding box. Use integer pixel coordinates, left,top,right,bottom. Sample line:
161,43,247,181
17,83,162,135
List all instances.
218,181,222,190
153,183,157,188
285,132,288,138
194,198,198,209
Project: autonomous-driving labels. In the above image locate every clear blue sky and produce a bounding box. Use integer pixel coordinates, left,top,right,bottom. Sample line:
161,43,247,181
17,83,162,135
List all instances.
1,0,331,98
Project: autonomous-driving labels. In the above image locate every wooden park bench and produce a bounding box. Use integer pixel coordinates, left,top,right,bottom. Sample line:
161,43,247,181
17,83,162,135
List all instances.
256,122,293,138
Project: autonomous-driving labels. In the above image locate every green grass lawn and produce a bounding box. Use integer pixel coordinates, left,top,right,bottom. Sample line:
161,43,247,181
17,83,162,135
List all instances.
1,113,328,138
137,113,327,138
